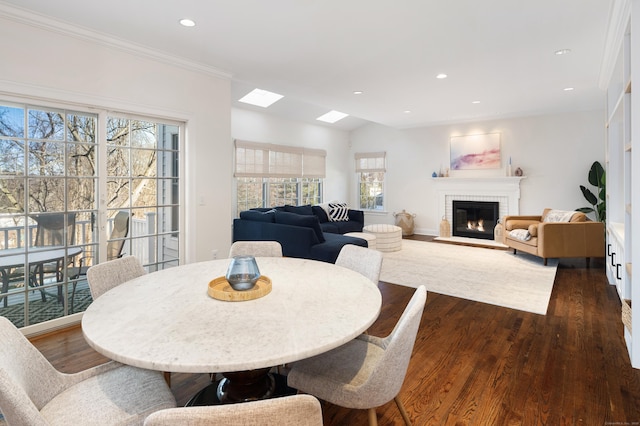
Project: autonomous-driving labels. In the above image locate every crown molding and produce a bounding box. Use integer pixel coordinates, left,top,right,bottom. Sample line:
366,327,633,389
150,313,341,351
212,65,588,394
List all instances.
599,0,632,89
0,2,233,80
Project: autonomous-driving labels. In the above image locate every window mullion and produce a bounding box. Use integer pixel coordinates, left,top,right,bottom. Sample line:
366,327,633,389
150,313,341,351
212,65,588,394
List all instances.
96,112,109,263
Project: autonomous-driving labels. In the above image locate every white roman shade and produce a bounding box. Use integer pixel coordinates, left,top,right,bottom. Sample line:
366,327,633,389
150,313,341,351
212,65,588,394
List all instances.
234,140,270,177
302,148,326,178
235,140,326,178
269,147,303,178
355,152,386,172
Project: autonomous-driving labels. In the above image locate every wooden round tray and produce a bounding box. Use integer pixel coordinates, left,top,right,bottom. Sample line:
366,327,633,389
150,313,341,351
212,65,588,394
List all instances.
208,276,272,302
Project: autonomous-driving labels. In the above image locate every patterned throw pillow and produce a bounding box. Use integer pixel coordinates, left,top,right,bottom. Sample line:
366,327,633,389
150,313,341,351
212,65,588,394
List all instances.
328,202,349,222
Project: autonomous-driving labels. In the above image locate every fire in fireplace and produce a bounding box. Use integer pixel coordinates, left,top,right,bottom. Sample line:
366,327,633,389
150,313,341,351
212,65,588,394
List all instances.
452,200,499,240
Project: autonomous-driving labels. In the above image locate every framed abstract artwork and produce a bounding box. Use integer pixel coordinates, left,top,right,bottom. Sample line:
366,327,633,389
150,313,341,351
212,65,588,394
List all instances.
450,133,501,170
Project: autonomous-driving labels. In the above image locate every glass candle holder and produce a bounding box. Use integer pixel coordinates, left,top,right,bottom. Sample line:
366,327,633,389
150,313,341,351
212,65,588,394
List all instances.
225,256,260,291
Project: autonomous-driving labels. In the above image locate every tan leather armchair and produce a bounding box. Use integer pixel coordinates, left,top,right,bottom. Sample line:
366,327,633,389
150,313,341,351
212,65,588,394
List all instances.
503,208,605,266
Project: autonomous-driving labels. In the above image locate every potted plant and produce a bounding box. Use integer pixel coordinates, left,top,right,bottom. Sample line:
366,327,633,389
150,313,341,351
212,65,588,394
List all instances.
577,161,606,222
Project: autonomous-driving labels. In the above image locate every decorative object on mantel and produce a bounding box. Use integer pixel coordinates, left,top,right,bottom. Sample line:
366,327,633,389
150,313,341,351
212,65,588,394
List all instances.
208,275,272,301
450,133,501,170
514,167,523,177
432,171,438,178
394,210,417,236
439,216,451,238
507,156,512,176
225,255,261,291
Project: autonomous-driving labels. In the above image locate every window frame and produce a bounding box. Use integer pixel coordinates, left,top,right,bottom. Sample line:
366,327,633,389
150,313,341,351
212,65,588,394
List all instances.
355,152,386,212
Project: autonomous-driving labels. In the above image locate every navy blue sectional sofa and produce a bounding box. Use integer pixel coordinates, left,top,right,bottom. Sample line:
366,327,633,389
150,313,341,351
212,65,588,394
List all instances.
232,205,367,263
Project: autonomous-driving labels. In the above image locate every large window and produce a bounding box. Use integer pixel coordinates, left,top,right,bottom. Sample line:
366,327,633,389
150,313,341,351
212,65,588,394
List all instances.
0,100,182,329
356,152,386,211
235,140,325,213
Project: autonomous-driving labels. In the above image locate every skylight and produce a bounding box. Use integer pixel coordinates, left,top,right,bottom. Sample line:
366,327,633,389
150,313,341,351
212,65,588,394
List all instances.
316,110,349,123
238,89,284,108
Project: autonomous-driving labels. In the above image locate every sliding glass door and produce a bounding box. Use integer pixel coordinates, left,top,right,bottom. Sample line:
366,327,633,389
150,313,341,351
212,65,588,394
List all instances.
0,101,182,329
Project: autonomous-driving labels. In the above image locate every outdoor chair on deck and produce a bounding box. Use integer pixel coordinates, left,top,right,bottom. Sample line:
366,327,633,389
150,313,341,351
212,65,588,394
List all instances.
30,212,77,302
68,211,130,311
0,316,176,425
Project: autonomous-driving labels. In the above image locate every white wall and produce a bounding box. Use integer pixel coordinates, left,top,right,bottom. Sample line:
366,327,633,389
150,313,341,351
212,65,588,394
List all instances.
349,110,606,234
231,108,351,208
0,14,232,263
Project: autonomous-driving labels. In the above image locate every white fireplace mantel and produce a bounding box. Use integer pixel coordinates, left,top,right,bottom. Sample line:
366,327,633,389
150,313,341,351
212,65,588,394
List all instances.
433,176,525,225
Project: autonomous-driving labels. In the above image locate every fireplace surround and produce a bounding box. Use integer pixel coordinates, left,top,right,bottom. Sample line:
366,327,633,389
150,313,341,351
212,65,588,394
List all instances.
433,176,524,239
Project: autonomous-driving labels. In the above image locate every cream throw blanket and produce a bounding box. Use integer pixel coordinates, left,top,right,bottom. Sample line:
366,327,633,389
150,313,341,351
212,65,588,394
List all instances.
543,209,576,223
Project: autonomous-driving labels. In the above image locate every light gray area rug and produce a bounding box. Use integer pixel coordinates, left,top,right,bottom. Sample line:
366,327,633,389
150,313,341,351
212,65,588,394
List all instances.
380,239,559,315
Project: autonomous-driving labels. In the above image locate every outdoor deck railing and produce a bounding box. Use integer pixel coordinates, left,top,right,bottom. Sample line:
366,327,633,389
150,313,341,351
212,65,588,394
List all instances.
0,214,157,266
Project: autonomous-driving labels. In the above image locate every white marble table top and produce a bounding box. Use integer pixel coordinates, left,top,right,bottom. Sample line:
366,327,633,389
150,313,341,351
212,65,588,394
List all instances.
81,257,382,373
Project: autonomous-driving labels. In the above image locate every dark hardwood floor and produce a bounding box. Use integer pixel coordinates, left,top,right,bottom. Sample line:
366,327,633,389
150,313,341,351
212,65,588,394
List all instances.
28,236,640,425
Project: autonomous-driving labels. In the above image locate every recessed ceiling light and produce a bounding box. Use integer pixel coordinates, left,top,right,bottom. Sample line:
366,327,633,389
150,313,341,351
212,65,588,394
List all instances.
555,49,571,56
238,89,284,108
471,100,481,104
436,73,448,79
179,18,196,27
403,110,412,114
353,91,363,95
316,110,349,123
563,87,575,91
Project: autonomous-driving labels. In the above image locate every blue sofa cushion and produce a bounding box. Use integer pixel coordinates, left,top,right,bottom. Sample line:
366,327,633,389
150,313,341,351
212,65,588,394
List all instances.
320,220,363,234
275,211,325,243
284,204,314,216
311,205,329,223
240,209,275,222
310,233,368,263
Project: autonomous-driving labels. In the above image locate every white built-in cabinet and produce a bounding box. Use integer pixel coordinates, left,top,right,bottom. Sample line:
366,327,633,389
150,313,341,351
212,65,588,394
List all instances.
604,0,640,368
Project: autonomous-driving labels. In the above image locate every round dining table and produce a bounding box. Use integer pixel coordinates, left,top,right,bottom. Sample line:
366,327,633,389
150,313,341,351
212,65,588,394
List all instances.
81,256,382,403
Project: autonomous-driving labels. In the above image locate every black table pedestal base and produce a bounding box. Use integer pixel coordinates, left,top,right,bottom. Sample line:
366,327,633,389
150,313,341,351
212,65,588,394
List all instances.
186,368,296,406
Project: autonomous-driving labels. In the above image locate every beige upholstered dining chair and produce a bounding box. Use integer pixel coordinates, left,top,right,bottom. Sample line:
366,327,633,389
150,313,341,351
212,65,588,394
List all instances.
0,316,176,425
335,244,384,284
229,240,283,258
143,394,323,426
86,255,146,300
287,285,427,426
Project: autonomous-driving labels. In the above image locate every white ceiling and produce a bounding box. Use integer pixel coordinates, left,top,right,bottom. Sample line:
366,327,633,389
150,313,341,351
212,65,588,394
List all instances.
1,0,614,131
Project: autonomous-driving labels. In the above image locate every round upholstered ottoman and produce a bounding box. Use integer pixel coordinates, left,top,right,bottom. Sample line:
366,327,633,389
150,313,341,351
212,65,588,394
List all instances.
363,224,402,252
344,232,377,250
